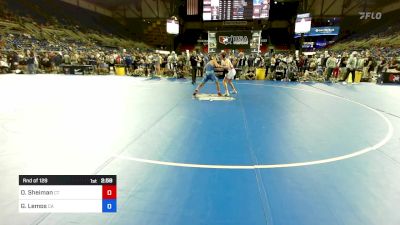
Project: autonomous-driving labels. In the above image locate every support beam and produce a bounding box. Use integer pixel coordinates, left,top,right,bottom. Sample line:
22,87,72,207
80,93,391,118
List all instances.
126,4,142,18
60,0,112,17
302,0,308,12
112,10,125,19
341,0,345,16
157,0,160,18
143,0,159,18
343,0,363,16
320,0,325,16
373,0,400,14
307,0,316,12
161,0,172,17
322,0,337,16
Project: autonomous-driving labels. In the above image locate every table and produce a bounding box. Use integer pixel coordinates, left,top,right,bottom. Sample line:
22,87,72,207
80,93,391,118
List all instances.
380,71,400,84
61,65,94,75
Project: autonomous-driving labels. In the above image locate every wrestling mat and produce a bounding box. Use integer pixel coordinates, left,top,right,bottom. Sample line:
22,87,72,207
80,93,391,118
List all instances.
193,93,236,101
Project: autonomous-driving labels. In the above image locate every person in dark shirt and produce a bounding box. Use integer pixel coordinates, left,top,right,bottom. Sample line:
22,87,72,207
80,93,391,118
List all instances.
9,51,19,71
297,55,305,75
190,51,198,85
26,51,36,74
376,56,387,84
247,54,255,68
236,52,247,78
124,53,133,75
264,53,271,77
338,53,348,81
54,52,63,73
363,52,374,81
41,53,51,72
376,56,386,74
388,57,399,70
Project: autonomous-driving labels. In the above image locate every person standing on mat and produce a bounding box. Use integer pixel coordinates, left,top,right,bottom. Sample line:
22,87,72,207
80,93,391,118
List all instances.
193,54,222,97
190,51,198,85
220,52,238,96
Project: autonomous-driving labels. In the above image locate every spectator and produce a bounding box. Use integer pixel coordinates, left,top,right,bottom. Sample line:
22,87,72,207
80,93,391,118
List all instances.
167,51,178,76
316,54,324,76
254,53,264,68
9,51,19,71
270,54,276,75
245,67,256,80
363,51,374,81
63,51,71,65
343,51,358,84
237,52,247,78
325,53,337,81
54,52,63,73
388,57,399,70
0,53,9,73
264,53,271,77
248,53,255,68
297,54,306,77
40,53,51,72
26,51,36,74
106,53,115,73
376,56,387,75
338,52,348,80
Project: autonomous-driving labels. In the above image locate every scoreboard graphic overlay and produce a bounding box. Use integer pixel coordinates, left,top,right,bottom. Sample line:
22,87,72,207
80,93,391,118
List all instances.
19,175,117,213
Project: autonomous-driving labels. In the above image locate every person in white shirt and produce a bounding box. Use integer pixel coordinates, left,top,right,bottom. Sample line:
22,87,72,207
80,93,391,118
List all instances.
236,52,247,78
343,51,358,84
167,51,178,76
220,52,238,96
325,53,337,81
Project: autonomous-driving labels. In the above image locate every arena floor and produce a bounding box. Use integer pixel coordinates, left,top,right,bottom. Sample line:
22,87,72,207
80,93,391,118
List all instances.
1,74,400,225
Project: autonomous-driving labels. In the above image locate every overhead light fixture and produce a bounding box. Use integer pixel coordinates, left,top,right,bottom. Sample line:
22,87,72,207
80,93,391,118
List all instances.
274,1,277,4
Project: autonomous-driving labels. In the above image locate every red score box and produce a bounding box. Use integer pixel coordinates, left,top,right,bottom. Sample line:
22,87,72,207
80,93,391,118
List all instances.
102,185,117,199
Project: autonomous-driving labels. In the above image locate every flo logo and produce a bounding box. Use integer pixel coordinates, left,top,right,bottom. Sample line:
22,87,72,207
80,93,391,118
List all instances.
218,35,249,45
359,12,382,20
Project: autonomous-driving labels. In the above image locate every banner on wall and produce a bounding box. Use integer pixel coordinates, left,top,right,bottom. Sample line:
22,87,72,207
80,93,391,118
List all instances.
216,31,252,50
295,26,340,38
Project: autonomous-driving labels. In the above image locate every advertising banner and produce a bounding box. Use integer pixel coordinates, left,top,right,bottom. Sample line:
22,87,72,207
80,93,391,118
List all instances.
295,26,340,38
216,31,252,50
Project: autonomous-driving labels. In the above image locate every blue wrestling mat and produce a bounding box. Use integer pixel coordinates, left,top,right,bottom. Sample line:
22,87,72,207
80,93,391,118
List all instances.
1,75,400,225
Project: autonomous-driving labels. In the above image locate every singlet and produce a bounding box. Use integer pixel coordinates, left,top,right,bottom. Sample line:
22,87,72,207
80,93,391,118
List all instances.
204,61,215,72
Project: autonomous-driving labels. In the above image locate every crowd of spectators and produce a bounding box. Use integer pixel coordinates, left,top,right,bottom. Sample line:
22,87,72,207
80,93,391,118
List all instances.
1,36,399,83
0,38,192,77
0,13,399,83
235,47,400,83
1,0,399,83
